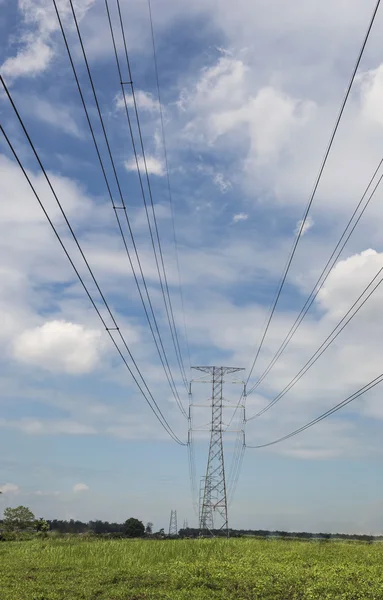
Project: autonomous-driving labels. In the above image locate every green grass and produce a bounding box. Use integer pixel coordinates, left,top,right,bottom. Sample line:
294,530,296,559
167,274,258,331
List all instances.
2,537,383,599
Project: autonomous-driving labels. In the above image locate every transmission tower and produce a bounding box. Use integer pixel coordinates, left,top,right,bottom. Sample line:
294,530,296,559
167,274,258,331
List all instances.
192,366,244,536
183,518,189,529
198,476,209,528
169,509,178,536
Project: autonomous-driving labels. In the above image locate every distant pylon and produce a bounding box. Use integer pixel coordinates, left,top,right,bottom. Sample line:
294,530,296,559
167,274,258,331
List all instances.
183,519,188,529
169,509,178,536
198,476,206,525
192,366,244,536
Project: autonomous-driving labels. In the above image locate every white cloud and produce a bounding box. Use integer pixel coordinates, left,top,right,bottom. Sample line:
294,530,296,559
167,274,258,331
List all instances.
0,418,96,435
73,483,89,493
0,482,19,494
215,46,233,57
33,490,60,496
125,155,165,177
233,212,248,223
13,320,103,374
177,50,383,239
214,173,232,193
294,215,314,236
0,153,94,225
316,248,383,317
180,56,314,165
359,64,383,127
115,93,126,111
115,89,158,113
245,87,314,162
181,246,383,459
1,39,53,80
0,0,95,81
185,57,248,113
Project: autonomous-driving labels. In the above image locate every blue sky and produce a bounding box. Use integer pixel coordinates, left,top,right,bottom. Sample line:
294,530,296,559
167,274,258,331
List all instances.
2,0,383,534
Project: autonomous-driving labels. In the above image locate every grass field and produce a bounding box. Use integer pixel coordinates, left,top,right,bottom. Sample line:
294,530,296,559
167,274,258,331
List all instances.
2,537,383,599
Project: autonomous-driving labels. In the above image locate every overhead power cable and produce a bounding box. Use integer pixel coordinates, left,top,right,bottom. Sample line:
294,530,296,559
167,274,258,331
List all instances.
106,0,189,389
245,0,381,388
147,0,192,376
187,421,199,517
225,396,246,506
224,383,247,434
222,381,247,482
0,111,185,446
227,428,245,507
52,0,188,419
246,373,383,449
247,158,383,396
226,430,242,493
67,0,188,413
228,443,246,507
247,256,383,421
187,384,198,516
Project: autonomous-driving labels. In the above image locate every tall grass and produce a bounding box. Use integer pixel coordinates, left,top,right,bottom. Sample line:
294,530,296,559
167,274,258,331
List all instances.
2,537,383,599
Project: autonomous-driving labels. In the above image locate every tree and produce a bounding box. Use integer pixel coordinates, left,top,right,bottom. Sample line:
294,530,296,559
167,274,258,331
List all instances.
154,528,165,538
145,522,153,535
35,518,50,532
124,518,145,538
4,506,35,531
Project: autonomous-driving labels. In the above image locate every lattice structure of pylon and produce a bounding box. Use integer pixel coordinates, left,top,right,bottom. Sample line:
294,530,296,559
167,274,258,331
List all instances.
192,366,244,535
199,475,212,531
168,509,178,536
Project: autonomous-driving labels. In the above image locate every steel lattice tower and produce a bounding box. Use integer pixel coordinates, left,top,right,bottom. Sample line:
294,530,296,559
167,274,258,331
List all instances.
192,366,244,536
169,509,178,536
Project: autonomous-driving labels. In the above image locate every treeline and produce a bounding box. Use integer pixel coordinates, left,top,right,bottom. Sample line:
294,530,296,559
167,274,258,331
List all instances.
0,508,156,540
178,528,383,541
2,511,381,541
45,521,383,541
46,520,163,536
12,519,383,541
48,520,125,534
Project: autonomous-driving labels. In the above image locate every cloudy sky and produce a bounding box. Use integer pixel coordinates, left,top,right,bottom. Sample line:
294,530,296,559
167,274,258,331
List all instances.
2,0,383,534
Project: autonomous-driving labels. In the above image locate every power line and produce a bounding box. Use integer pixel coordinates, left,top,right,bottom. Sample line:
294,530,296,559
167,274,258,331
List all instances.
246,373,383,449
110,0,189,389
245,0,381,388
226,394,246,506
104,0,187,392
0,118,185,446
188,382,199,517
224,382,247,433
224,427,245,508
187,381,198,516
223,384,246,503
52,0,188,420
247,257,383,421
147,0,192,376
1,104,183,445
67,0,188,412
226,431,241,493
227,428,245,507
187,423,199,517
228,443,245,507
247,158,383,396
